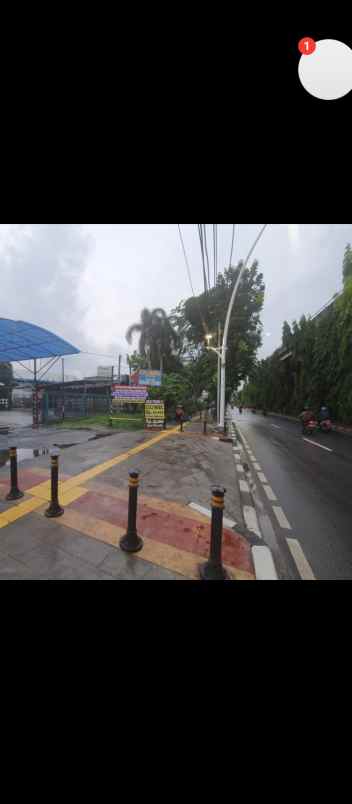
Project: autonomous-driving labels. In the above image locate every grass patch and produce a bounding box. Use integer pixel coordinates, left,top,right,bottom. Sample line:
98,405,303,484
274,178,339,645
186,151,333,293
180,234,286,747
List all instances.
50,412,144,431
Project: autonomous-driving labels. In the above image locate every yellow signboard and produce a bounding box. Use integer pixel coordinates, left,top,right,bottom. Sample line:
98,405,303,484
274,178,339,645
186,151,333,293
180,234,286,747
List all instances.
145,401,165,429
145,402,165,420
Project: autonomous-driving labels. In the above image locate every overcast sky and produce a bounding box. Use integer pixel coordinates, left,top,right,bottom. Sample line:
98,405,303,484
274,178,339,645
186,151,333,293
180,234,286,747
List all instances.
0,223,350,380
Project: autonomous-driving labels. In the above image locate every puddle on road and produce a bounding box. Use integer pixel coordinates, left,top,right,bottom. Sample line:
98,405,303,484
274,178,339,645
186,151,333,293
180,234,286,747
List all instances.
0,448,50,467
52,443,78,450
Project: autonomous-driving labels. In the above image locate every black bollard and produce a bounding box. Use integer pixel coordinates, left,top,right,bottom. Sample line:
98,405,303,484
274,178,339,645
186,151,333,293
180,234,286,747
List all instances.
180,419,183,432
120,471,144,553
45,448,64,518
203,420,207,435
199,486,229,580
6,447,24,501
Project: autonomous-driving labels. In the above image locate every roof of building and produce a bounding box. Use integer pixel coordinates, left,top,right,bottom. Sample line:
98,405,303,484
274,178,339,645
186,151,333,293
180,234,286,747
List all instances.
0,318,80,362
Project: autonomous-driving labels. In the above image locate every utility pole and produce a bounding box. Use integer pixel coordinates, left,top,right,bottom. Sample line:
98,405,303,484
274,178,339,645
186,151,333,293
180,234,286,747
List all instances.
118,355,122,383
217,322,221,424
32,359,38,429
219,224,269,429
62,358,65,422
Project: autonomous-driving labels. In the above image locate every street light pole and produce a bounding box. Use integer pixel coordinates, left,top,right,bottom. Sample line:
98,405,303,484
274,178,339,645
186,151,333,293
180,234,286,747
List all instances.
219,225,269,429
217,322,221,423
62,358,65,422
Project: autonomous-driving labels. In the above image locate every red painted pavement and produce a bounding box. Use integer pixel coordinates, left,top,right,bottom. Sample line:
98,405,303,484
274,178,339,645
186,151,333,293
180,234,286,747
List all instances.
70,491,253,573
0,469,71,495
0,470,50,493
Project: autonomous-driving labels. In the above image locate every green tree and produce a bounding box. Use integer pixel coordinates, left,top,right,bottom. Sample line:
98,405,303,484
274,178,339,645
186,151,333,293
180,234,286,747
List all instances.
127,351,149,373
242,245,352,423
148,372,197,419
343,244,352,286
171,261,265,403
126,308,180,371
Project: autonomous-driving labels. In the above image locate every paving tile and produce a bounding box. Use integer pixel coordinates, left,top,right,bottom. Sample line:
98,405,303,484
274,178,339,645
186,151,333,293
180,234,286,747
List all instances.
141,566,187,581
0,528,46,558
0,555,33,580
16,544,85,575
99,550,153,579
30,566,116,581
38,528,116,567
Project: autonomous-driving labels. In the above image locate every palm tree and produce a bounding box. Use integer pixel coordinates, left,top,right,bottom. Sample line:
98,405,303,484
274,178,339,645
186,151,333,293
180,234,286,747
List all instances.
126,308,179,371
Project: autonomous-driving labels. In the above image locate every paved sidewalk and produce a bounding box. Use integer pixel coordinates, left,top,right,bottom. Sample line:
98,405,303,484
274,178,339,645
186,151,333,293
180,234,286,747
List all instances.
0,421,253,581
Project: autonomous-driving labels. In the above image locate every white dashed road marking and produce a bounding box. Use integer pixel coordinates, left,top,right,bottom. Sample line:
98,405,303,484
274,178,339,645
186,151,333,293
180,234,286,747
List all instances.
273,506,292,530
271,424,281,429
263,485,278,502
302,438,333,453
287,538,316,580
258,472,268,484
252,546,278,580
243,506,261,538
239,479,250,494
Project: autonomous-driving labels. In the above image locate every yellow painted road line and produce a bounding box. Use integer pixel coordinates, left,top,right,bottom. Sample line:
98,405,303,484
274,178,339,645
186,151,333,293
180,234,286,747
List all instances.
27,425,181,497
57,508,125,547
60,487,89,506
27,480,68,502
0,424,187,533
0,497,45,527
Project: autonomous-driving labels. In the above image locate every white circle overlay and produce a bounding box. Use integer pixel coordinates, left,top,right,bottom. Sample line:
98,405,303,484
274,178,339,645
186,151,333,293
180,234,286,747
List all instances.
298,39,352,100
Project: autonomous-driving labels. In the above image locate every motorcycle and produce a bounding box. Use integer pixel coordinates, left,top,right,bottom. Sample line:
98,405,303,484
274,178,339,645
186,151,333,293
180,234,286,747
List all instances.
302,418,319,436
319,418,332,433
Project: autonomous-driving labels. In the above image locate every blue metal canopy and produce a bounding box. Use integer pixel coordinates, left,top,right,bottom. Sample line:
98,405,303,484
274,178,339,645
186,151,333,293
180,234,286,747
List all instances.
0,318,80,362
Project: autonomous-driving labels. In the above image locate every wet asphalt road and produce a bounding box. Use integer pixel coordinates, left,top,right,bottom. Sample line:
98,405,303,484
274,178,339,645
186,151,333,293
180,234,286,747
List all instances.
233,410,352,580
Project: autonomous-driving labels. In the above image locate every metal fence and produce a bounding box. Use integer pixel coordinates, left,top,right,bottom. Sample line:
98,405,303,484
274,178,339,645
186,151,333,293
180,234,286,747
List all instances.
45,393,110,422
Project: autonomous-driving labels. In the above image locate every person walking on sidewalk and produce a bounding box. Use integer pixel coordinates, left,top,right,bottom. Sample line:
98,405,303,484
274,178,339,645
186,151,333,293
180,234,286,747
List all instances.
175,404,185,425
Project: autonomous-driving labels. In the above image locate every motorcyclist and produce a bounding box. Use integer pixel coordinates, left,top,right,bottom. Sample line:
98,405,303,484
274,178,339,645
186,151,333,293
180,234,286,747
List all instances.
318,403,330,423
300,405,315,432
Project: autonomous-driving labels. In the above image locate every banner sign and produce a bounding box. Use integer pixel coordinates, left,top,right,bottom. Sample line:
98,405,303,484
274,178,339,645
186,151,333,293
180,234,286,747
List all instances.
139,370,162,387
112,385,148,403
145,400,165,429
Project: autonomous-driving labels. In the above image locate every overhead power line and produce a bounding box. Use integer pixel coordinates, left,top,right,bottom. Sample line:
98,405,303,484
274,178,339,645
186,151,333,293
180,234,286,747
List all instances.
203,224,211,289
228,224,236,270
213,224,218,285
197,224,208,293
177,224,195,296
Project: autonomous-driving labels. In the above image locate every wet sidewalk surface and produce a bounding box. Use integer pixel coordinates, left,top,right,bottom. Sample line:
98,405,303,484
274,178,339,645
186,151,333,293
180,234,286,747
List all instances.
0,423,253,581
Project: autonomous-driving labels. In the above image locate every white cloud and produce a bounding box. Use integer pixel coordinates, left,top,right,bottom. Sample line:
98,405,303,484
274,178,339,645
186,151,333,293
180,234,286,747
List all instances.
287,224,300,248
1,223,350,376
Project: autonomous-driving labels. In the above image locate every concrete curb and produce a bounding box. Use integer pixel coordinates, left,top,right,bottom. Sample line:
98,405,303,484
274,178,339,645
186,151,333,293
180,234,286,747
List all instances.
230,417,279,581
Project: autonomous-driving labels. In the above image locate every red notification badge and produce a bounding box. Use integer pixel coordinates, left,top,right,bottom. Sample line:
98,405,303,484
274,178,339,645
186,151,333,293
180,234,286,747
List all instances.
298,37,316,55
